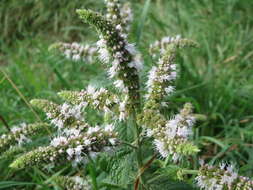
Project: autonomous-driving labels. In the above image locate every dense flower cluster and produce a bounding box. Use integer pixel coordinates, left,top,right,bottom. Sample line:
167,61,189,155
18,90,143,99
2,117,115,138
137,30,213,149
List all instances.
59,86,131,121
139,103,198,161
10,123,117,169
54,176,91,190
105,0,122,26
146,37,198,106
50,42,97,63
196,162,253,190
105,0,133,33
0,123,49,154
119,2,133,32
77,9,142,106
135,37,200,160
58,85,119,114
31,99,86,129
149,35,198,57
146,45,177,101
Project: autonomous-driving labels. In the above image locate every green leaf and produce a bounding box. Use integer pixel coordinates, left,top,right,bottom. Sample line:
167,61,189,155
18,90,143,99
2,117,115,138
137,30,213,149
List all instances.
0,181,35,189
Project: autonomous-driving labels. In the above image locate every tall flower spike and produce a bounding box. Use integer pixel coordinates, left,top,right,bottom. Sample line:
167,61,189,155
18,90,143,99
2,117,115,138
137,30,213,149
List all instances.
54,176,91,190
120,2,133,32
10,124,117,169
58,86,130,121
58,86,120,115
146,38,198,107
49,42,97,63
76,9,141,106
31,99,87,129
105,0,122,26
196,162,253,190
105,0,133,34
0,123,49,154
149,35,198,58
138,103,198,161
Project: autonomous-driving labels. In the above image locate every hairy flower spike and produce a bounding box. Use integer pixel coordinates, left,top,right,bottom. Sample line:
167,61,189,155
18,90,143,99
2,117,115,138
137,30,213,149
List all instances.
146,38,197,107
31,99,86,129
146,46,177,103
54,176,91,190
0,123,49,154
120,2,133,32
149,35,198,57
58,87,130,121
76,9,141,106
49,42,97,63
139,103,198,160
58,86,119,114
105,0,122,26
105,0,133,34
10,124,117,169
196,162,253,190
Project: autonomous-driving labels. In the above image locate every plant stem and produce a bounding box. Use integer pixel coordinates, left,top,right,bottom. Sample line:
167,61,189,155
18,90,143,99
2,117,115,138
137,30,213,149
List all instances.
130,110,145,189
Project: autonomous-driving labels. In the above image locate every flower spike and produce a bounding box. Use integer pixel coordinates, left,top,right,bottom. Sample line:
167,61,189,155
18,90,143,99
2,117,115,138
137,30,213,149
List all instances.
49,42,97,63
31,99,86,129
54,176,91,190
10,124,117,169
196,162,253,190
0,123,49,154
76,9,141,106
139,103,199,160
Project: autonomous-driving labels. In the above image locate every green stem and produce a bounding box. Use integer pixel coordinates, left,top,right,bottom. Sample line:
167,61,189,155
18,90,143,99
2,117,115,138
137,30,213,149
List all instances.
131,110,145,189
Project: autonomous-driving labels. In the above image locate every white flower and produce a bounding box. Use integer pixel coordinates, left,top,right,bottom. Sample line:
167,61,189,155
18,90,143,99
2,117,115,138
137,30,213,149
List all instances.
86,85,96,94
116,24,122,31
165,86,174,95
125,43,137,55
105,124,114,132
87,126,100,135
146,129,154,137
64,49,71,59
146,66,157,89
73,54,81,61
114,80,125,90
51,118,64,129
75,145,83,156
66,148,75,158
97,38,110,63
165,119,178,139
84,139,91,146
18,134,31,146
51,136,68,147
108,63,118,78
92,91,100,99
11,126,21,133
154,139,169,158
119,112,126,121
109,138,117,145
64,129,80,137
177,126,191,138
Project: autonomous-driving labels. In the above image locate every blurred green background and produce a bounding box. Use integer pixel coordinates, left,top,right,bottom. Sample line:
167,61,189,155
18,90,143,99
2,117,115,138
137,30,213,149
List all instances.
1,0,253,181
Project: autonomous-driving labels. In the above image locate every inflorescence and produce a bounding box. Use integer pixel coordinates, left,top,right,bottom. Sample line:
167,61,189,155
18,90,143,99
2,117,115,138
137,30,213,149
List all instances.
196,162,253,190
54,176,91,190
49,42,97,63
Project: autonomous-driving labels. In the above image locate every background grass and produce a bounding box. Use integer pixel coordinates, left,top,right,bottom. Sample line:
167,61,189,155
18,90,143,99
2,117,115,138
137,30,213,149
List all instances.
1,0,253,189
